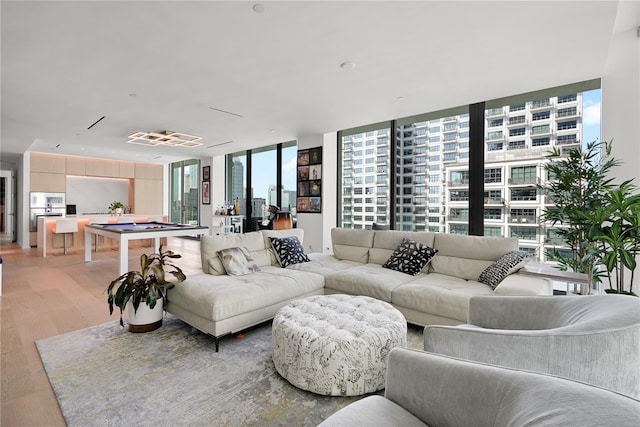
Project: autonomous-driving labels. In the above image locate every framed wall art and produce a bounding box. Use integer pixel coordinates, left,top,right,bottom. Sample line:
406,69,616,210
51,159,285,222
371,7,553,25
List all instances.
202,166,210,182
202,181,210,205
296,147,322,213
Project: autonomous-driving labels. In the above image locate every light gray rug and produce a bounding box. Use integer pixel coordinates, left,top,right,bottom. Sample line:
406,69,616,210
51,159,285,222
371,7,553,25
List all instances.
36,314,424,427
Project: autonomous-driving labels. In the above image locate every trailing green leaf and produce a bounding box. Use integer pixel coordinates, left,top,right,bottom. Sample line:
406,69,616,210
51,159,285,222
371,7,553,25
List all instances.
105,244,187,326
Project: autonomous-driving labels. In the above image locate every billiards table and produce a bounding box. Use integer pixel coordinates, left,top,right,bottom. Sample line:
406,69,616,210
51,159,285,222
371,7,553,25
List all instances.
84,221,208,275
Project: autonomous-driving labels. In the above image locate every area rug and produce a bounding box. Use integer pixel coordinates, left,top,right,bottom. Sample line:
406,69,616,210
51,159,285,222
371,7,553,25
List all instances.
36,314,424,427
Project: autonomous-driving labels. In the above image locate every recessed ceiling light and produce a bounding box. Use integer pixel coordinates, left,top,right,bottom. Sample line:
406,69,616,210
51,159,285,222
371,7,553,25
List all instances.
253,3,266,13
397,96,406,101
270,130,277,133
128,93,137,98
340,61,356,70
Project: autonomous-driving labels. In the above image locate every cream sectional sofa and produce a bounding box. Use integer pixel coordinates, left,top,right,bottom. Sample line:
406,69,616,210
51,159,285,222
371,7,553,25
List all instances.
166,228,552,350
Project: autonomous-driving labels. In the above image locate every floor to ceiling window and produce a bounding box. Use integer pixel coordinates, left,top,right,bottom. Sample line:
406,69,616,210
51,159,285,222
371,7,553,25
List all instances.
169,159,200,225
339,126,391,229
481,84,600,260
338,79,601,261
396,108,469,233
226,142,297,232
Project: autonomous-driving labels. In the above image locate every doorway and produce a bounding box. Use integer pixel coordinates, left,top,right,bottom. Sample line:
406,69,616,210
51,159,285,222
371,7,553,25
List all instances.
169,160,200,225
0,170,15,243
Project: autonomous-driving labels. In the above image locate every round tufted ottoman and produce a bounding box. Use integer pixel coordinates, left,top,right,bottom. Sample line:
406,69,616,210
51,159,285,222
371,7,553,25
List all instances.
272,294,407,396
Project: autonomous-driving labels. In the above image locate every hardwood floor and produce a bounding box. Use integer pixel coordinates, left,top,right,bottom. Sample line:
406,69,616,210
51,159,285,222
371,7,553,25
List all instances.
0,237,203,426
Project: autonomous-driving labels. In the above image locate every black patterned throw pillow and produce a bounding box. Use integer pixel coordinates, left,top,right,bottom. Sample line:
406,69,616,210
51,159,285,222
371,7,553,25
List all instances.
269,236,311,268
478,250,532,289
382,238,438,276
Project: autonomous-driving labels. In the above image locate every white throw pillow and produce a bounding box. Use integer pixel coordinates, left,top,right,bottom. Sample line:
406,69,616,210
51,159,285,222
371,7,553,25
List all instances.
217,246,261,276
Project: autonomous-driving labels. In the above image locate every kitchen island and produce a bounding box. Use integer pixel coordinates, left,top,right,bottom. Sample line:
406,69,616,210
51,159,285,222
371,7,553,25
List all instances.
37,214,165,258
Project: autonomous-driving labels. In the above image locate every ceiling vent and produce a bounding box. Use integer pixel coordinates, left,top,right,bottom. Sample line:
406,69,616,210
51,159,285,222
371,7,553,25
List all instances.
127,131,202,147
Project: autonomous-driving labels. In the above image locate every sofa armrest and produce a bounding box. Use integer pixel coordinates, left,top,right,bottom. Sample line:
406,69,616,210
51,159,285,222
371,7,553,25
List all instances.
493,272,552,295
390,348,640,426
423,323,555,372
384,348,515,426
467,295,562,329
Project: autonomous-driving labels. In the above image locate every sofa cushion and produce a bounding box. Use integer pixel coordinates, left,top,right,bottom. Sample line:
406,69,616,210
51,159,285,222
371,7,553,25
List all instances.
286,253,361,276
331,228,374,263
201,232,271,275
478,250,532,289
269,236,310,268
217,246,260,276
382,238,438,276
430,234,519,280
325,264,420,302
370,231,436,265
167,267,325,322
391,273,494,322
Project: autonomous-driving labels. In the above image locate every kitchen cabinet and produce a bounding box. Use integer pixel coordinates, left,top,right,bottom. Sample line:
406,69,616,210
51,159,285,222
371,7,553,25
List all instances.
85,158,120,177
119,161,135,178
135,163,163,180
134,179,163,214
30,172,66,192
31,152,65,173
66,156,86,175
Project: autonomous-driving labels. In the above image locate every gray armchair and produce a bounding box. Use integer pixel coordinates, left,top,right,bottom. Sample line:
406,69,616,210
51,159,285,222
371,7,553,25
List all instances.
319,348,640,426
424,295,640,399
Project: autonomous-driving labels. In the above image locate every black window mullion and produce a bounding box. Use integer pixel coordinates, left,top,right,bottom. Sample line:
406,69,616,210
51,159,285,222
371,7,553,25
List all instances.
246,149,253,231
468,102,485,236
390,120,397,230
276,143,282,208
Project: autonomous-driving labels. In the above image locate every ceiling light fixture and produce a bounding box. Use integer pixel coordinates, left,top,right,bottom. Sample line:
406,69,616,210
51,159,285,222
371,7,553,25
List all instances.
127,131,203,148
340,61,356,70
253,3,266,13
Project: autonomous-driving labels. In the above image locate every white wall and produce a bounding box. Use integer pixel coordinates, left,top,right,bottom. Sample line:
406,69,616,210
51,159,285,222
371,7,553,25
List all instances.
601,1,640,291
200,156,221,230
602,0,640,185
19,153,29,248
66,176,129,214
297,134,328,253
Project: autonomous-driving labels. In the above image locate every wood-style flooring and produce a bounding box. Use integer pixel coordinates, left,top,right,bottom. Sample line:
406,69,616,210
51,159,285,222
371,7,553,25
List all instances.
0,237,203,426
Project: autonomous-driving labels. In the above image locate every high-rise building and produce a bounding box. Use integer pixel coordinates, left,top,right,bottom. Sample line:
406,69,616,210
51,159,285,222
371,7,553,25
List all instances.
232,160,245,214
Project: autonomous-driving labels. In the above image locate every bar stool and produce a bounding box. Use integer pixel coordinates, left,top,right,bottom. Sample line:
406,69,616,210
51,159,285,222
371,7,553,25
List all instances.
54,219,78,255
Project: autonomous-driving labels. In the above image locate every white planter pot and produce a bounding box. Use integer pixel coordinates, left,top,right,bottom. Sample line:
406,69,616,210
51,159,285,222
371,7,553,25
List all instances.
127,298,163,333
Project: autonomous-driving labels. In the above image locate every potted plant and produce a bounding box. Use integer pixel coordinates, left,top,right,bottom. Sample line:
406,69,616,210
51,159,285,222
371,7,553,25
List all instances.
583,181,640,296
106,244,186,332
109,201,125,215
541,140,640,296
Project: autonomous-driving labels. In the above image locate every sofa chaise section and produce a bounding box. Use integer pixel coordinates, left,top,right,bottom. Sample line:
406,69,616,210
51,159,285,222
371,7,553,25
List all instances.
166,229,324,350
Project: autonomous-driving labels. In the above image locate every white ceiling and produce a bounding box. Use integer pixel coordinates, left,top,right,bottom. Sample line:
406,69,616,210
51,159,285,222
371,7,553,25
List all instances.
0,1,622,165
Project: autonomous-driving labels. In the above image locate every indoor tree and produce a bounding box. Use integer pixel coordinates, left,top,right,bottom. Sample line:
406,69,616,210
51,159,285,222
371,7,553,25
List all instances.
582,181,640,295
541,140,619,294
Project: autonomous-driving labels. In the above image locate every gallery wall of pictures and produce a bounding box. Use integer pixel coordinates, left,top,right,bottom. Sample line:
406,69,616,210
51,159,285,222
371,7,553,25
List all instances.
296,147,322,213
